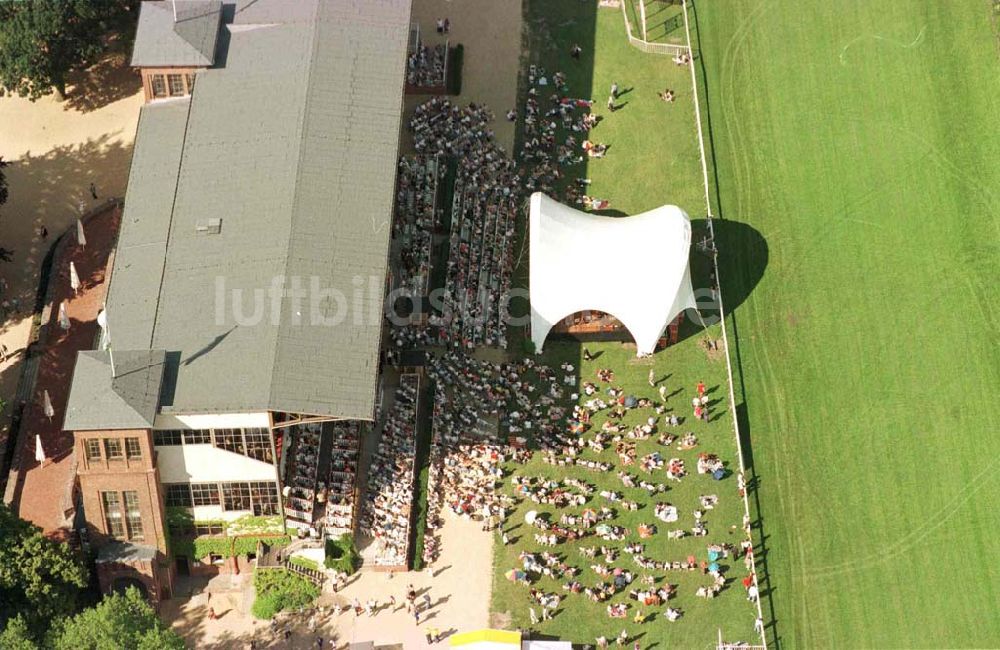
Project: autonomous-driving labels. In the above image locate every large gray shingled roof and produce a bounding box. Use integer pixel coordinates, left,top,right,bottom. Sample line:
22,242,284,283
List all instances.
131,0,223,67
105,0,410,421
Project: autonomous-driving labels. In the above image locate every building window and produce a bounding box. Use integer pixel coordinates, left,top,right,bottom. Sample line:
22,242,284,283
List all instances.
84,439,102,462
167,74,185,97
154,430,182,446
214,429,244,455
185,73,195,92
124,491,144,541
194,523,224,536
104,438,123,460
244,428,273,463
221,482,252,512
191,483,220,506
183,429,212,445
101,492,125,538
150,74,166,98
250,481,279,516
125,437,142,460
165,484,193,507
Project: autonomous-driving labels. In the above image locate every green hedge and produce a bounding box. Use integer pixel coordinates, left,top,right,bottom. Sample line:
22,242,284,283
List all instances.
251,568,319,620
288,556,320,572
324,534,360,574
165,508,288,561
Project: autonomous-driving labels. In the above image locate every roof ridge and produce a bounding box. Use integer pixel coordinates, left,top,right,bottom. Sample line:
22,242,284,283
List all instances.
148,98,195,352
266,0,325,411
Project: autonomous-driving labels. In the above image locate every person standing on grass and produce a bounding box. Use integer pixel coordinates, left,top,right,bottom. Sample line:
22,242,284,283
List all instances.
747,584,759,602
755,616,765,635
583,347,594,361
658,384,668,401
530,607,538,624
610,82,619,99
648,368,656,386
697,380,706,397
571,43,582,59
607,95,615,112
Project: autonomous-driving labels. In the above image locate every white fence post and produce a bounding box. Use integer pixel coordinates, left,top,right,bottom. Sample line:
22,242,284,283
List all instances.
640,0,648,41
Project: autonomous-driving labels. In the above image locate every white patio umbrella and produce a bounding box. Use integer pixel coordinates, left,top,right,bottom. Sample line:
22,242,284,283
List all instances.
69,262,80,293
58,301,70,330
524,510,538,525
42,389,55,421
76,218,87,248
35,435,46,464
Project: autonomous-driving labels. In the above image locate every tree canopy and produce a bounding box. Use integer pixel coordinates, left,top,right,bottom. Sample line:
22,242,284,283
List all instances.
0,503,89,635
0,0,135,100
51,587,184,650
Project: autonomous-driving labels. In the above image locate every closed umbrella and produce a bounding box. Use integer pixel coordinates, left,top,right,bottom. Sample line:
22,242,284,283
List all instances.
58,301,70,330
69,262,80,293
42,389,55,420
76,218,87,248
35,435,46,463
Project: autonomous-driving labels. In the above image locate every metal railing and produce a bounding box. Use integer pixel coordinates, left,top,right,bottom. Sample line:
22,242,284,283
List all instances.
679,0,768,647
620,0,691,56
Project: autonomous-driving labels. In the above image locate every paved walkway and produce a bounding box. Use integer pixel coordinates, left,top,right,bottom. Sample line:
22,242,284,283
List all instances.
164,510,494,649
4,205,120,537
0,70,141,494
403,0,523,153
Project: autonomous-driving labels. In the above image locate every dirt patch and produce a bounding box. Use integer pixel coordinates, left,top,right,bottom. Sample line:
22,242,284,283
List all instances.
700,336,725,361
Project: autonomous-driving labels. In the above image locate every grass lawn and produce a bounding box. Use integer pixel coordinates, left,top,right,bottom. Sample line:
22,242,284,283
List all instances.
490,333,761,646
490,2,762,646
693,1,1000,647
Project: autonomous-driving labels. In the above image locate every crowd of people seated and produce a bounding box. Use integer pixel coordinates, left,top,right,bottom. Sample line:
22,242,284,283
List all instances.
282,423,322,526
407,43,448,88
360,375,420,566
321,421,361,536
409,99,520,348
392,156,442,299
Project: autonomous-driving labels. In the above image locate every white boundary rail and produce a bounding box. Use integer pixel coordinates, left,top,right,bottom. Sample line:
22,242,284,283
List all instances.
620,0,690,55
678,1,769,647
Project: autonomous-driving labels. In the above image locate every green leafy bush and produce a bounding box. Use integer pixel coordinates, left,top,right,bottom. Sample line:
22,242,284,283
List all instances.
288,555,320,572
251,569,319,620
324,534,360,574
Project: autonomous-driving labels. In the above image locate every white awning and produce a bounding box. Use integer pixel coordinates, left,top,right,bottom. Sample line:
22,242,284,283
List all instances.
529,192,698,355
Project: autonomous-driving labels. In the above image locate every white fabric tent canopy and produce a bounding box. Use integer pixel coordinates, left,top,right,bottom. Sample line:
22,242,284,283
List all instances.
529,192,698,356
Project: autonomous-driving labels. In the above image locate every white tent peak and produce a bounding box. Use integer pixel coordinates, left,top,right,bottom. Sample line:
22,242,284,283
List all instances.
528,192,698,356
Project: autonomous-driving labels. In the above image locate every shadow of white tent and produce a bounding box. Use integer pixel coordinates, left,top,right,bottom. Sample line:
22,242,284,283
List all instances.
528,192,698,356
